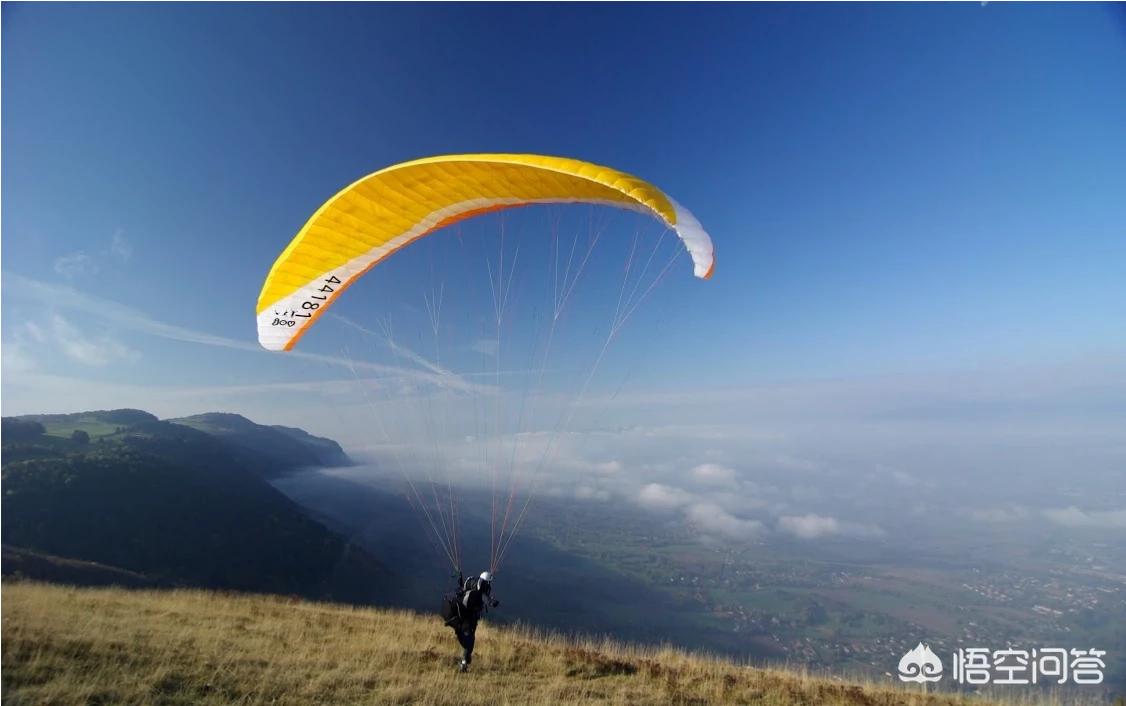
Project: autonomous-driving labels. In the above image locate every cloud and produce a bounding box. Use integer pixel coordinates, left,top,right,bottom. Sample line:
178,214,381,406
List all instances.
52,231,131,280
772,455,822,473
685,503,764,539
24,321,46,342
691,463,737,485
50,315,141,366
581,356,1126,434
969,505,1032,523
777,513,884,540
888,469,922,487
54,252,98,279
1043,506,1126,529
778,513,841,539
331,313,469,384
2,340,38,374
3,273,486,393
637,483,692,510
575,485,611,501
3,316,140,369
7,274,264,351
2,321,54,373
110,230,132,262
471,339,500,357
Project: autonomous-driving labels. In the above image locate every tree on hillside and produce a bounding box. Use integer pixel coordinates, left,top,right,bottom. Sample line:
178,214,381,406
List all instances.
71,430,91,446
2,418,46,441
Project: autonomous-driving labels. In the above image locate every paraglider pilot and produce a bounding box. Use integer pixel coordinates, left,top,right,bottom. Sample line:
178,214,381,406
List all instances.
442,570,499,672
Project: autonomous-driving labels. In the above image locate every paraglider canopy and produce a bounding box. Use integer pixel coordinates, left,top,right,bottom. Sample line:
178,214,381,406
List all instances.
256,153,714,352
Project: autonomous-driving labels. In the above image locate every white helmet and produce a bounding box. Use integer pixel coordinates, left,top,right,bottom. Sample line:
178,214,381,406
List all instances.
479,571,493,583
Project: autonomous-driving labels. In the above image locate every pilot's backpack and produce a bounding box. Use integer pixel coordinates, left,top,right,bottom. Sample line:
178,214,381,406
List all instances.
441,592,464,627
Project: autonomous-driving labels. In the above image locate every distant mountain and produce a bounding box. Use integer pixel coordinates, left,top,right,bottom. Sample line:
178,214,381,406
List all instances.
170,412,351,477
1,409,395,604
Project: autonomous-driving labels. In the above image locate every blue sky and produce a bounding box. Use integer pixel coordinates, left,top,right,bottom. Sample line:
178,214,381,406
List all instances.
3,3,1125,445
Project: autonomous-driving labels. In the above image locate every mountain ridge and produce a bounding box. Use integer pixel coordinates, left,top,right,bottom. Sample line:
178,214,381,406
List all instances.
168,411,353,475
0,408,395,604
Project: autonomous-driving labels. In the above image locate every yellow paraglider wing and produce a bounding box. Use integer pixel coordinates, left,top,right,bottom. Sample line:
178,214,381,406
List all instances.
256,153,714,351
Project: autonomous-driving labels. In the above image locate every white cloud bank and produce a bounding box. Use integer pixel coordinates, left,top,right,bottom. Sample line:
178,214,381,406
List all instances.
637,483,692,510
691,463,738,485
686,503,764,539
778,513,841,539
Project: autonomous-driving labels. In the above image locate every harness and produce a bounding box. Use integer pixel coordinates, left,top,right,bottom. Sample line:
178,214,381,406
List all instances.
460,577,491,612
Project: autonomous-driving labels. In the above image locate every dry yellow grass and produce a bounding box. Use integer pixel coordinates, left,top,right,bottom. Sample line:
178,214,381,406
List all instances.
0,581,1093,706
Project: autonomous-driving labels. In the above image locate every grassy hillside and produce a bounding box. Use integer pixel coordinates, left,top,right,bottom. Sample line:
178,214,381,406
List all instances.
1,582,1082,706
9,409,158,440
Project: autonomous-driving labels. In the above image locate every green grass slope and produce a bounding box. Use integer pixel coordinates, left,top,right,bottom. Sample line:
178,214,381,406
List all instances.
10,409,158,440
1,582,1080,706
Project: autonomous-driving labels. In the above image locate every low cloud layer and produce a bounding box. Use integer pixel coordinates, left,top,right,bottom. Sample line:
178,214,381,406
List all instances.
968,504,1126,530
777,513,885,540
1043,506,1126,529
